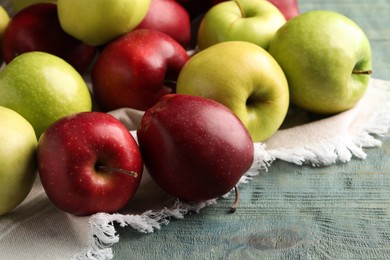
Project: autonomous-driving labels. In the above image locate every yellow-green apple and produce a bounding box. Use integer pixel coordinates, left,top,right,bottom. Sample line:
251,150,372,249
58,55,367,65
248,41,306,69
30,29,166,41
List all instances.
2,3,97,74
197,0,286,51
268,10,372,114
0,5,10,62
91,29,190,111
176,41,289,142
0,5,9,36
0,106,37,216
136,0,191,48
10,0,57,13
0,51,92,138
57,0,151,46
268,0,299,20
37,112,143,215
137,94,254,204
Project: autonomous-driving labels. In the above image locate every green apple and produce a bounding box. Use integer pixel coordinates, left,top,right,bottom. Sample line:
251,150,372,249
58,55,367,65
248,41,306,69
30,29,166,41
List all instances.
0,5,9,36
0,106,37,216
268,10,372,114
197,0,286,51
0,51,92,138
176,41,289,142
57,0,151,46
0,5,10,62
10,0,57,13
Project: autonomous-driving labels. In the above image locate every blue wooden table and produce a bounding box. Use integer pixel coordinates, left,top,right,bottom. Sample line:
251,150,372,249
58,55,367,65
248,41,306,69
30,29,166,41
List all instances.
113,1,390,259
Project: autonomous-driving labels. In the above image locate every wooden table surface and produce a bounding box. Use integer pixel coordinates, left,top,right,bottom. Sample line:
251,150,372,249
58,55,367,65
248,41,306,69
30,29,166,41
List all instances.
112,1,390,259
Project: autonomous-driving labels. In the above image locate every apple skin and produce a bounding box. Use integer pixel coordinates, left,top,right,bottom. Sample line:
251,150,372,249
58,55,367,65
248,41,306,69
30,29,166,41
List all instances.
137,94,254,202
268,0,299,20
57,0,151,46
136,0,191,48
91,29,190,111
0,106,37,216
268,10,372,114
0,51,92,138
0,5,10,63
197,0,286,51
2,3,97,74
37,112,144,216
176,41,289,142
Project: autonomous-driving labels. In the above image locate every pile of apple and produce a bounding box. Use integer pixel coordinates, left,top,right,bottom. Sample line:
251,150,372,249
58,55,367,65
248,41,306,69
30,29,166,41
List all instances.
0,0,372,216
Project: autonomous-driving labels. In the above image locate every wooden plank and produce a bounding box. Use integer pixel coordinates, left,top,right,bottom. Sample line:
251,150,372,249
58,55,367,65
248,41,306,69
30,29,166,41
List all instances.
114,136,390,259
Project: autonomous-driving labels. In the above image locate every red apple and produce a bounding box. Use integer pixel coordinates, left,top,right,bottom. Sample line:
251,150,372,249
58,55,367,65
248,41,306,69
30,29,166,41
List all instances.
136,0,191,48
2,3,97,73
137,94,254,204
37,112,144,216
268,0,299,20
91,29,190,111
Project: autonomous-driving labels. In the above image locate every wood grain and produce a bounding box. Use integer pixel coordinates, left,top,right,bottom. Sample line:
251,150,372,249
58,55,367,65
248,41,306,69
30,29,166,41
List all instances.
114,133,390,259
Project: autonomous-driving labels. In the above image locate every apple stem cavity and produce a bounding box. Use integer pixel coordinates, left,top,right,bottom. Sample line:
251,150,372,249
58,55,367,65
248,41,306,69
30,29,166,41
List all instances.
229,185,240,213
352,69,372,75
96,165,138,178
234,0,246,18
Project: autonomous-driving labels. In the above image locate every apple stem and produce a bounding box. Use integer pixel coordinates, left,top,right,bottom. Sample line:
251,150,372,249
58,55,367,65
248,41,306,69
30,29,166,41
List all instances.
229,185,239,213
352,69,372,75
234,0,245,18
96,165,138,178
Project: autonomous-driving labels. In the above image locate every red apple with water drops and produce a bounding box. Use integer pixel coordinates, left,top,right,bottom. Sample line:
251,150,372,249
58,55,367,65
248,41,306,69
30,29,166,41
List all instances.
137,94,254,207
91,29,190,111
37,112,144,216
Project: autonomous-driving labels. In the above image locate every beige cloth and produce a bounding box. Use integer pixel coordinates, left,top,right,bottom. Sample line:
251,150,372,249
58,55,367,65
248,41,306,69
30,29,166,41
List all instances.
1,78,389,260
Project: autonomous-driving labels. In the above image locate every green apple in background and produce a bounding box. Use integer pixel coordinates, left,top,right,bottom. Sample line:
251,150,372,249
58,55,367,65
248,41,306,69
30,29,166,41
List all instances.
0,5,9,37
57,0,151,46
10,0,57,13
268,10,372,114
176,41,289,142
0,5,10,62
0,51,92,138
197,0,286,51
0,106,37,216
